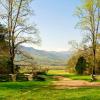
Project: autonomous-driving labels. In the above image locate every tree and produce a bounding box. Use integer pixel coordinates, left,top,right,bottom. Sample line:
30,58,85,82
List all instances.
75,0,100,80
75,56,87,75
0,0,40,74
0,24,10,74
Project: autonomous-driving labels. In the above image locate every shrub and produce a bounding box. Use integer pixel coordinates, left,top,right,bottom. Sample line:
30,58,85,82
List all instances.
34,75,46,81
0,74,11,82
75,56,87,75
16,74,28,81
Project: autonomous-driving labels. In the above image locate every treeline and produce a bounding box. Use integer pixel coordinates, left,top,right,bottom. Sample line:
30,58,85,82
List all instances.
67,44,100,75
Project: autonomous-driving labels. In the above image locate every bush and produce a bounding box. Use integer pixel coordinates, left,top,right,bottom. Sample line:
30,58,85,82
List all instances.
0,74,11,82
32,70,47,81
16,74,28,81
36,71,47,75
34,75,46,81
75,56,87,75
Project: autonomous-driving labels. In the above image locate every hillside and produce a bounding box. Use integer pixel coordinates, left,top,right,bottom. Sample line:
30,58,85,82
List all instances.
17,46,72,66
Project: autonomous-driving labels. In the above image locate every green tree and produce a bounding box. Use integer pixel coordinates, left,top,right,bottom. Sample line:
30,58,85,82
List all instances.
0,24,10,73
75,0,100,80
0,0,40,74
75,56,87,75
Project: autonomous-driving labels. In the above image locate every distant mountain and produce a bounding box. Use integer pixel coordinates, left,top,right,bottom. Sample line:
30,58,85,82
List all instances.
17,46,73,66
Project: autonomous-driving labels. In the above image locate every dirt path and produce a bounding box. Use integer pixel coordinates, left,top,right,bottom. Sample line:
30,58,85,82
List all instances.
52,76,100,89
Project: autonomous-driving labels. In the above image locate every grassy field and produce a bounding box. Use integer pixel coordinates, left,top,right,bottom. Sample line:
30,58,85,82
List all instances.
0,70,100,100
48,69,68,75
0,81,100,100
48,70,100,81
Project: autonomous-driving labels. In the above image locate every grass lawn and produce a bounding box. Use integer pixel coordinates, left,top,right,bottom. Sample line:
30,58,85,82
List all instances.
0,81,100,100
48,70,100,81
48,70,68,75
0,70,100,100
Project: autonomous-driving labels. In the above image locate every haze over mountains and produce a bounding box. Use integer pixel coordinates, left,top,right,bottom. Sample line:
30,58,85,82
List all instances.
18,46,72,66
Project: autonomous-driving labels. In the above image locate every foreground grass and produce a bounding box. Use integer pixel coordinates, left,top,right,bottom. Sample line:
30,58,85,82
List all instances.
0,70,100,100
0,81,100,100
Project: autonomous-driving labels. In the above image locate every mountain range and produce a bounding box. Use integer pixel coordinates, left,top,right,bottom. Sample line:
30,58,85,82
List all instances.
17,46,72,66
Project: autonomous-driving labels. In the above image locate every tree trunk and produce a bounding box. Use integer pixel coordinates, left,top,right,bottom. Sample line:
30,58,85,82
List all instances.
10,56,14,74
91,46,96,81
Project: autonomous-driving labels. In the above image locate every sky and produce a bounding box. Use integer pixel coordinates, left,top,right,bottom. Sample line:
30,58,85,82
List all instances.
30,0,83,51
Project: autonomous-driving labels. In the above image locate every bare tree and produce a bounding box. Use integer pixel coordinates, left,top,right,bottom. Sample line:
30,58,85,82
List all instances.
0,0,41,74
75,0,100,80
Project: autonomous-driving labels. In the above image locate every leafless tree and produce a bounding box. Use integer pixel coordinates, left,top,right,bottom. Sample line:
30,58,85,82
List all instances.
0,0,41,74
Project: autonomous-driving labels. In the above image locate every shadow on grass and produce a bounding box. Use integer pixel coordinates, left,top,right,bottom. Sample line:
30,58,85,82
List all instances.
0,80,52,91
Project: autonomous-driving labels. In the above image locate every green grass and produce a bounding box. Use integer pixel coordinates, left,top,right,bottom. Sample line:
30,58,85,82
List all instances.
65,74,91,81
0,70,100,100
48,70,100,82
48,70,90,81
0,81,100,100
48,70,67,75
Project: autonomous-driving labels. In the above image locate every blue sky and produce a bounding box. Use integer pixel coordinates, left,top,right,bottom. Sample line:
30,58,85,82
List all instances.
30,0,82,51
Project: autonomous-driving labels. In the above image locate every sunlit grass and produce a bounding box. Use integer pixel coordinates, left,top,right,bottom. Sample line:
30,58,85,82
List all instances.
0,70,100,100
48,70,68,75
48,70,100,82
0,81,100,100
